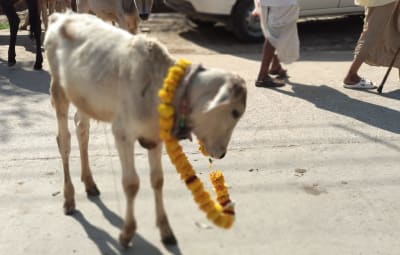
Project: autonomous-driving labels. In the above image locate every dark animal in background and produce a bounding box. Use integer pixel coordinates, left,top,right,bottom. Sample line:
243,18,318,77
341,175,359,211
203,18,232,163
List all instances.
0,0,43,70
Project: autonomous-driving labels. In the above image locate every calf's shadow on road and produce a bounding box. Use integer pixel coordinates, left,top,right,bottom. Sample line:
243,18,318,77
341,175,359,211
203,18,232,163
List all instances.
273,81,400,136
71,197,182,255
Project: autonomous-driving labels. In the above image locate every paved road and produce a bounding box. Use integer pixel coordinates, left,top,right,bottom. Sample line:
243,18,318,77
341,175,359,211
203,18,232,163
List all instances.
1,14,400,255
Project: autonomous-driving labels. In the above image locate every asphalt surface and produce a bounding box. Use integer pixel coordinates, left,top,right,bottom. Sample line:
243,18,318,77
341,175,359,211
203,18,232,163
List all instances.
1,14,400,255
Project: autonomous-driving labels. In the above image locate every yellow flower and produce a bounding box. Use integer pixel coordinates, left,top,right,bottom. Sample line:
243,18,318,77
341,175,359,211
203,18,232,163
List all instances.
213,215,226,227
160,130,172,140
158,104,174,118
199,200,215,212
220,216,234,229
186,178,202,191
169,66,185,76
158,89,174,103
216,194,230,204
206,207,221,221
177,59,191,68
159,117,174,130
194,191,211,204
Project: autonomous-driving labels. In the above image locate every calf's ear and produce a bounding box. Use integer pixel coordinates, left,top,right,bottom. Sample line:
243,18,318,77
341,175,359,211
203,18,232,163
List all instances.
204,83,245,113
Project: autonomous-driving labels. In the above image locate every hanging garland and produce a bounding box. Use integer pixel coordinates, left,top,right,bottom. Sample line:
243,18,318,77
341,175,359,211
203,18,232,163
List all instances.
158,59,235,229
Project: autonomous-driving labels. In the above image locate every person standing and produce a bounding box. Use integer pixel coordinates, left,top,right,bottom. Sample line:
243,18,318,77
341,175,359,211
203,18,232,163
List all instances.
255,0,300,88
343,0,399,89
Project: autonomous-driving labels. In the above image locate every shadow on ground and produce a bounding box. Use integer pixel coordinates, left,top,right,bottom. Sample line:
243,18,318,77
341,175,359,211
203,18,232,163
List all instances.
0,61,50,95
0,61,50,142
178,15,364,61
0,31,44,55
270,81,400,136
71,197,183,255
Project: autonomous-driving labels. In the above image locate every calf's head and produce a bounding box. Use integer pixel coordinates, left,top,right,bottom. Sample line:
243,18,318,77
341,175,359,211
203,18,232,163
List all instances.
188,69,247,159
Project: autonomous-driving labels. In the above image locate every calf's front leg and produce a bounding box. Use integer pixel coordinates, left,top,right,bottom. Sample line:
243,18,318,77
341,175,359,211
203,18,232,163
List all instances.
50,80,74,214
112,124,139,248
148,144,177,245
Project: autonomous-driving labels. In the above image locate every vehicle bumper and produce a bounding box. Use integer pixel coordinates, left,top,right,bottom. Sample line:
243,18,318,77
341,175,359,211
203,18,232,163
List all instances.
164,0,230,22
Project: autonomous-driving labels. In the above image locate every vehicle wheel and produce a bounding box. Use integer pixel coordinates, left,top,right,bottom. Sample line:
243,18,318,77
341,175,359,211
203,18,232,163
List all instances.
188,17,216,28
231,0,263,43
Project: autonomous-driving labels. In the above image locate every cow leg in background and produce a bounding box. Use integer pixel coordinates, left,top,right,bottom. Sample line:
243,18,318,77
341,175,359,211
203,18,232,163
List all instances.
0,0,20,66
26,0,43,70
71,0,77,11
41,0,49,30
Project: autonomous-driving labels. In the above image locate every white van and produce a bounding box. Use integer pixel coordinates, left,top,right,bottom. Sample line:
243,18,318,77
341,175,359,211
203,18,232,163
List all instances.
164,0,364,42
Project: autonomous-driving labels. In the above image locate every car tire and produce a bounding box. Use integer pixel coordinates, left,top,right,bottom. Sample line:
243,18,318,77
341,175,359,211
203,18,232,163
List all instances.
231,0,263,43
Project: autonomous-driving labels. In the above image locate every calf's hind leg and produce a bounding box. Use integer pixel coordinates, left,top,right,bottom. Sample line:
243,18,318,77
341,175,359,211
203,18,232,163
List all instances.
50,80,75,215
148,144,177,245
74,111,100,196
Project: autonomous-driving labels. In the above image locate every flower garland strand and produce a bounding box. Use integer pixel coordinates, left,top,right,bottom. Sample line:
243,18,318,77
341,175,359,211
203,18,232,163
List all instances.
158,59,235,229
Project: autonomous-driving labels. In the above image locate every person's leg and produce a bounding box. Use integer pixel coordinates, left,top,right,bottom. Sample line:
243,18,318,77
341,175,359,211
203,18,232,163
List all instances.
255,39,285,87
255,5,284,87
257,39,275,81
270,54,288,78
270,54,281,72
343,6,383,88
343,56,363,85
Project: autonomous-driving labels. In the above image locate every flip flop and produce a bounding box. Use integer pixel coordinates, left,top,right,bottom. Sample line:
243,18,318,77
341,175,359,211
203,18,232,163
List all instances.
343,78,376,89
255,76,285,88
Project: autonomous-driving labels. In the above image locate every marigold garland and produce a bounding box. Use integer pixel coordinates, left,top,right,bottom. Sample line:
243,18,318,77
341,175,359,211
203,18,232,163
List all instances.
158,59,235,229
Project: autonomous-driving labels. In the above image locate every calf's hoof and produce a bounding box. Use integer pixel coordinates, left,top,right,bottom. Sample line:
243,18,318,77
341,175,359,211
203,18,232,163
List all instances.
63,201,76,215
162,234,177,246
119,222,137,248
86,184,100,197
119,233,132,249
159,217,177,245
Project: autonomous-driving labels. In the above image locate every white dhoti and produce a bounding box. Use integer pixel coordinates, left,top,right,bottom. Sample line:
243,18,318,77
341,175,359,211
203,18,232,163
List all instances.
260,5,300,64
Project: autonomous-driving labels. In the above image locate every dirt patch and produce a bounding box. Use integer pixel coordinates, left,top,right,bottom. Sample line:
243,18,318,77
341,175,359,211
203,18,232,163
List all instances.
303,183,327,196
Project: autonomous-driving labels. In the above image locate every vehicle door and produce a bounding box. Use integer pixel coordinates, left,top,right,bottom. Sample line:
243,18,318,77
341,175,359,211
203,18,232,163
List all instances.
298,0,339,10
339,0,357,7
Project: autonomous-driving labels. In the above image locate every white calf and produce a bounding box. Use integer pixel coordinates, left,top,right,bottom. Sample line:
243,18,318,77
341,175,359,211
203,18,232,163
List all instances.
76,0,153,34
44,12,246,247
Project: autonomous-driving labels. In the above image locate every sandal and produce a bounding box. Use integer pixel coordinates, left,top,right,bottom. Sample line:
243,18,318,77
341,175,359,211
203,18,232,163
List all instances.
343,78,376,90
255,76,285,88
269,68,288,79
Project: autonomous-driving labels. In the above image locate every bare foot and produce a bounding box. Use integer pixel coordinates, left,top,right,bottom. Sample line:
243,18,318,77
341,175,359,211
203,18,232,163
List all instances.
343,74,361,85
